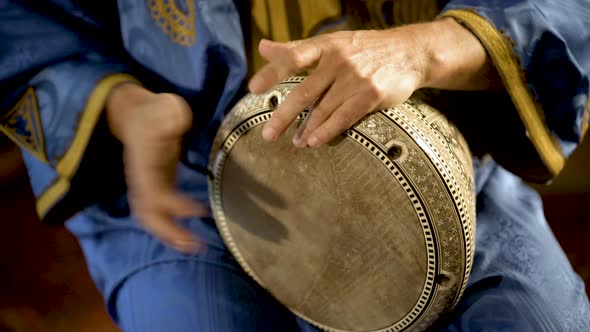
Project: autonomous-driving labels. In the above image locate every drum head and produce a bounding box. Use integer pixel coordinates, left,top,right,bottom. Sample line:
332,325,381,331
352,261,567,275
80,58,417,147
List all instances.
209,78,475,332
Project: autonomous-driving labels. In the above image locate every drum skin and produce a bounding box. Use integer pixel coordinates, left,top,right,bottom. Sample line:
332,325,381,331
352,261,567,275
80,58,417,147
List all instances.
208,77,476,332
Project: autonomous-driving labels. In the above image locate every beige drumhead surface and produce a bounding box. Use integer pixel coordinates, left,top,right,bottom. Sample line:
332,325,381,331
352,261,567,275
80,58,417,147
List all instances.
219,123,428,331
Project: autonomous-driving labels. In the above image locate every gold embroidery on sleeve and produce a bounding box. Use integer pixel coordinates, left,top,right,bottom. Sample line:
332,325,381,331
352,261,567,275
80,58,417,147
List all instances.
148,0,196,46
582,97,589,140
36,177,69,219
36,74,139,218
441,9,565,178
0,88,48,162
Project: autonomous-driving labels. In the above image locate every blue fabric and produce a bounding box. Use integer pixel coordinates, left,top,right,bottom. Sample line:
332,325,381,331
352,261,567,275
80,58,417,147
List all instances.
117,0,248,139
1,0,247,218
0,1,86,97
441,164,590,331
2,0,589,330
0,0,133,216
29,58,125,166
66,162,590,332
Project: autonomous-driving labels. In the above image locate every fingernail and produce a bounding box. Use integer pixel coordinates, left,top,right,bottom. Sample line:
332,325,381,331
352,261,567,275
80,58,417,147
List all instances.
308,135,320,147
262,126,278,141
293,135,306,148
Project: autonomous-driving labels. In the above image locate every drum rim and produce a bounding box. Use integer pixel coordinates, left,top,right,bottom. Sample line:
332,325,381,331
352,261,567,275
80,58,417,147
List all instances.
208,77,476,332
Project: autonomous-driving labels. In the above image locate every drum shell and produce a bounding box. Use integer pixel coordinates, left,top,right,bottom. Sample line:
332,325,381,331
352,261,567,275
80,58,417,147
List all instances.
209,77,476,332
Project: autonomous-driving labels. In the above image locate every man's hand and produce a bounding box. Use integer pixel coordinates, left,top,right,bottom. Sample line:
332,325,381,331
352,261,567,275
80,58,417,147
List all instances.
106,84,208,254
248,18,500,148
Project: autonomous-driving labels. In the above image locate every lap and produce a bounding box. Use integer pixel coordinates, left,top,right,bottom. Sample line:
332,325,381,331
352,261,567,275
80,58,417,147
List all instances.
114,255,301,332
67,164,589,332
68,211,310,331
440,166,590,331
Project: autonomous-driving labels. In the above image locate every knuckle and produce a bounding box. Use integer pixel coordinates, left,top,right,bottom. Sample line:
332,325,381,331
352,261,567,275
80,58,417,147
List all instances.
154,94,193,134
313,103,331,117
286,40,300,48
163,94,192,120
331,48,350,66
158,93,183,109
364,83,383,100
326,32,346,45
129,198,154,218
338,112,355,128
261,66,279,82
342,59,359,73
287,49,306,69
324,37,338,49
292,86,313,105
269,111,288,126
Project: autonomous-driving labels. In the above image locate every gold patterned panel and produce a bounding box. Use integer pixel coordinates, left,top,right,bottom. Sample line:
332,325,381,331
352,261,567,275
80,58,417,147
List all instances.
250,0,342,41
367,0,443,28
297,0,343,38
148,0,196,46
440,9,566,178
0,88,47,162
248,0,343,73
343,0,443,30
251,0,289,43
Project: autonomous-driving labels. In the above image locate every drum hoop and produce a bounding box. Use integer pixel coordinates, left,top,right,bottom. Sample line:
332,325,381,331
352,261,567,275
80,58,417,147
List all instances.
208,77,475,332
386,106,475,306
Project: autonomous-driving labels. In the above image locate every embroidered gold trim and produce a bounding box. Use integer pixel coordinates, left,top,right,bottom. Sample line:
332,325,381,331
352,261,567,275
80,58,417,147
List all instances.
148,0,196,47
582,97,589,140
441,9,565,177
0,88,48,162
36,74,139,218
36,177,69,218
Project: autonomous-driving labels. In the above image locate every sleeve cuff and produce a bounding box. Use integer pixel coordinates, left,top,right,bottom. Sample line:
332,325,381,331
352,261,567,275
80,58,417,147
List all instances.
582,99,590,140
35,73,138,218
439,9,566,179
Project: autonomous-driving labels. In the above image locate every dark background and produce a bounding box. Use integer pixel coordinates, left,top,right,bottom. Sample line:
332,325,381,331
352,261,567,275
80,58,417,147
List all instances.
0,137,588,332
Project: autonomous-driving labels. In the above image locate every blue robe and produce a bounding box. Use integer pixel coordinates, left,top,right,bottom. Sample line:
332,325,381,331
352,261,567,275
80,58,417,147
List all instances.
1,0,589,331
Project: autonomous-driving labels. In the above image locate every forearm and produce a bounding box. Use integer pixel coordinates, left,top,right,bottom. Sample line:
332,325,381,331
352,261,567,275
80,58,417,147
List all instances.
103,77,205,254
411,17,502,91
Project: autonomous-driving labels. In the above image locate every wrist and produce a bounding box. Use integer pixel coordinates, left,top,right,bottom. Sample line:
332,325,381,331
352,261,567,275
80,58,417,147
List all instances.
106,84,193,145
415,17,501,91
106,83,155,142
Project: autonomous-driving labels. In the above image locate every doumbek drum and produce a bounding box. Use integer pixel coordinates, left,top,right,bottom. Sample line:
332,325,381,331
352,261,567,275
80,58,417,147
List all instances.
208,77,476,332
